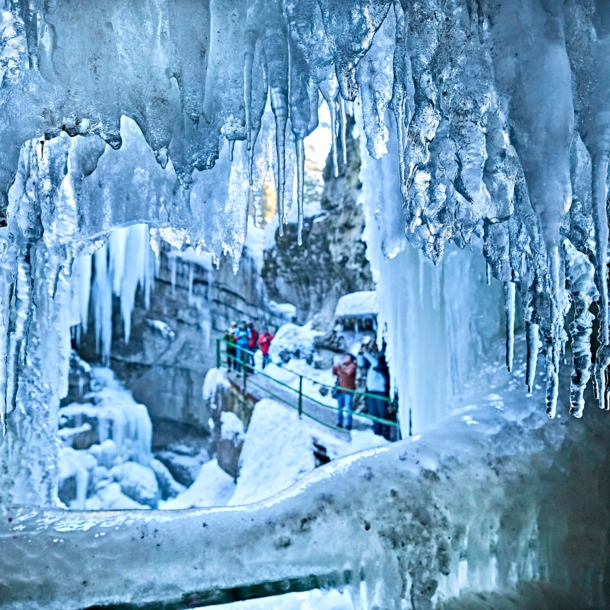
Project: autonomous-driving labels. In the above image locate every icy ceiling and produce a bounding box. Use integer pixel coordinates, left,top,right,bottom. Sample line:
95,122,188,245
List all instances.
0,0,609,421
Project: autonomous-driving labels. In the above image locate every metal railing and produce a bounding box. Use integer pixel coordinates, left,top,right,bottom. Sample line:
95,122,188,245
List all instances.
216,338,400,438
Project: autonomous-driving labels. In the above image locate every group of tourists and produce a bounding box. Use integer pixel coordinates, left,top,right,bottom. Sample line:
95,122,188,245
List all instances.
224,321,274,372
332,340,392,439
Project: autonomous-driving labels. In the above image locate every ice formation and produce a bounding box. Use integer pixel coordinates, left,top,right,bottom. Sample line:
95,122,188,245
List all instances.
0,0,608,437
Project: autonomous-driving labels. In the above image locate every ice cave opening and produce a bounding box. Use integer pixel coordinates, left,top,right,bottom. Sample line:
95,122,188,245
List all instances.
2,1,610,609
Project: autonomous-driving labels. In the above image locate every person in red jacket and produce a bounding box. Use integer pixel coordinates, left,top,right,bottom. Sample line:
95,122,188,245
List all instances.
247,322,259,370
332,354,356,429
258,328,274,369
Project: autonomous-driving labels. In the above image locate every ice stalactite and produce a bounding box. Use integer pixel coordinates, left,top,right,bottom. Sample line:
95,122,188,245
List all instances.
0,1,610,428
525,322,540,395
503,282,515,373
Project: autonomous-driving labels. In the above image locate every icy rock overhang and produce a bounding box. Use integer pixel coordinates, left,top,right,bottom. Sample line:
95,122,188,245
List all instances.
1,0,610,421
2,387,610,609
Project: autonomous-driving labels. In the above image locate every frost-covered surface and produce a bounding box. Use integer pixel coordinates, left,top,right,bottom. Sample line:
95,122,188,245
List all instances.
4,344,610,609
335,291,379,318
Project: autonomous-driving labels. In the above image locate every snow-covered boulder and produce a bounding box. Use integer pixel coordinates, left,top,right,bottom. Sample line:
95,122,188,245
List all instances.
109,462,160,508
85,481,149,511
162,459,236,510
269,323,323,364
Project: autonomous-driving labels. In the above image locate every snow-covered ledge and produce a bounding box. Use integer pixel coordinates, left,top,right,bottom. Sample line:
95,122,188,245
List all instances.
1,368,609,610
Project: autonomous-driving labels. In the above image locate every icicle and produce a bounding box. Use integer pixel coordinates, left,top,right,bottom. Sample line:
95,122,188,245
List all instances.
525,321,540,394
5,247,34,418
188,263,194,305
170,255,177,296
340,97,348,167
486,263,491,286
270,88,289,235
503,282,515,372
545,246,565,419
592,156,609,347
296,136,305,245
319,79,339,178
565,240,597,417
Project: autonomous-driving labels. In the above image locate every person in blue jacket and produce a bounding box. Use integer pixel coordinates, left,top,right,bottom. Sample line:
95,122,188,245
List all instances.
234,321,252,373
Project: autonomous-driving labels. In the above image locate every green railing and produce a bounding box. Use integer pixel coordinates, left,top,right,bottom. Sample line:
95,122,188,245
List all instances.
216,338,400,438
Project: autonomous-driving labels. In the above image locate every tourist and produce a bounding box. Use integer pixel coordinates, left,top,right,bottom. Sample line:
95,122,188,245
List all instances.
234,321,252,373
224,322,237,369
332,354,357,430
247,322,259,369
258,328,274,369
358,342,389,438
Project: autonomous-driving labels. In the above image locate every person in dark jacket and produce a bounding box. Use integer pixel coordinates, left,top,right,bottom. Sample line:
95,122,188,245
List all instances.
224,322,237,369
332,354,357,429
358,342,389,438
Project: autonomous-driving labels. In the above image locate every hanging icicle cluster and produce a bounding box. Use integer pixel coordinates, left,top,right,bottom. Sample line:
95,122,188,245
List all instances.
1,0,610,421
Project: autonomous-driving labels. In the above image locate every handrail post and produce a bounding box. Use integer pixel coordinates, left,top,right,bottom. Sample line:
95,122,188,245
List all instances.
298,376,303,419
216,338,221,369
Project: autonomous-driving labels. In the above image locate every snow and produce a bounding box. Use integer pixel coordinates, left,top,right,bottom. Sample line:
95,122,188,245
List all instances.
109,462,160,508
220,412,246,445
269,323,323,363
146,319,176,341
161,460,236,510
268,301,298,322
229,398,387,506
202,367,231,400
335,291,379,318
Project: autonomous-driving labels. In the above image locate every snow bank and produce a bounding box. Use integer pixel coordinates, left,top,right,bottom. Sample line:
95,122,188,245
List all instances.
220,412,246,445
162,459,235,510
335,291,379,318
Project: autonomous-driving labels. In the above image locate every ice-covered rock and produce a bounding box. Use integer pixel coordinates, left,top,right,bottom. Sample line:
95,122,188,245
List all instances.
155,444,211,489
59,367,152,466
109,462,160,508
84,481,149,511
150,459,186,501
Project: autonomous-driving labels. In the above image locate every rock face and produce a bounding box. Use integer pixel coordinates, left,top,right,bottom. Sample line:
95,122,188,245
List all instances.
262,118,374,327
